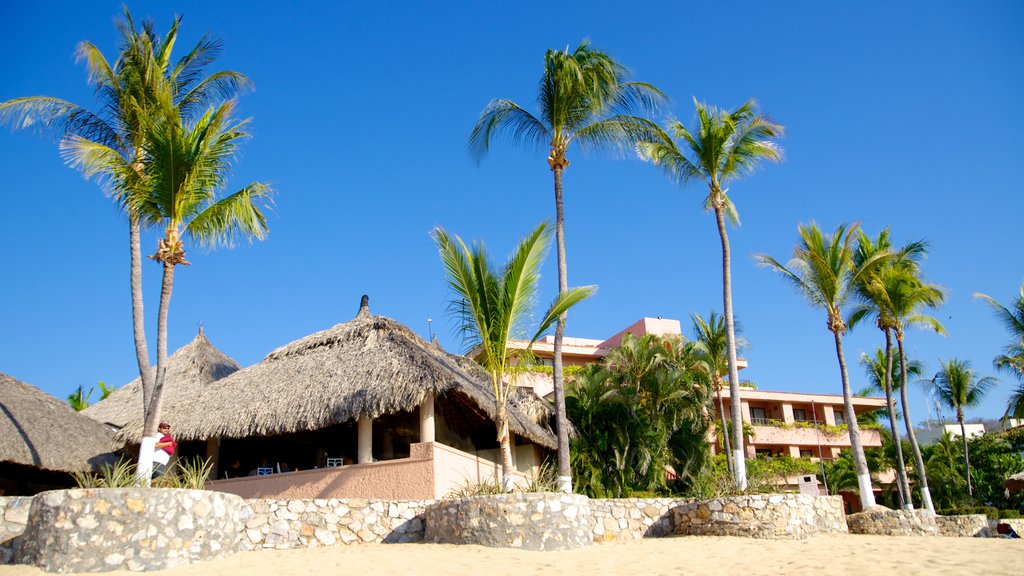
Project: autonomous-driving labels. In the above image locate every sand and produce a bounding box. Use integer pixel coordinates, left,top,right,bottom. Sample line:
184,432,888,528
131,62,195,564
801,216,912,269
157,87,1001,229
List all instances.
1,535,1021,575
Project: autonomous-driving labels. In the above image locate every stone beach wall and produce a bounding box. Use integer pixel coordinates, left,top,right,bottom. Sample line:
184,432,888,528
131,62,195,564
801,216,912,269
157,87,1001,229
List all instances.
237,498,431,550
846,507,939,536
15,488,243,573
424,493,592,551
588,498,690,542
672,494,848,539
0,497,30,564
935,514,989,537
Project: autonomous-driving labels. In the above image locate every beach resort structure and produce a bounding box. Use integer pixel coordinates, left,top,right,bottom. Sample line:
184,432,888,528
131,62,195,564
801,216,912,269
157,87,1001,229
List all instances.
85,296,555,501
0,372,115,495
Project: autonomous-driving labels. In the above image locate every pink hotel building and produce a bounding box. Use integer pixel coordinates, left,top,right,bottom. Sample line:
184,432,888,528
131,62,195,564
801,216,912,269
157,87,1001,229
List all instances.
511,317,885,463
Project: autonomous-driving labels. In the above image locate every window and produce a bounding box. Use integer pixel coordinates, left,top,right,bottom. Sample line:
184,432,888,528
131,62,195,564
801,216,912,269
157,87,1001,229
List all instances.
755,449,773,457
800,449,813,458
750,407,768,424
834,411,845,425
793,408,807,422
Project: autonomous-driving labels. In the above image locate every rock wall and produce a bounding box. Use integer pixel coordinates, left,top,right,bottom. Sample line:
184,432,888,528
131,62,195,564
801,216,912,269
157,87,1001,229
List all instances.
588,498,689,542
935,514,988,537
672,494,848,539
0,497,30,564
15,489,243,572
846,507,939,536
238,498,431,550
424,493,592,551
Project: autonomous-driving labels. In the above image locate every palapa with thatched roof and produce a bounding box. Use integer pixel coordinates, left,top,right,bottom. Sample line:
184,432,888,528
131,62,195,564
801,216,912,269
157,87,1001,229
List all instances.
1006,471,1024,494
0,372,115,474
83,326,241,432
113,297,556,451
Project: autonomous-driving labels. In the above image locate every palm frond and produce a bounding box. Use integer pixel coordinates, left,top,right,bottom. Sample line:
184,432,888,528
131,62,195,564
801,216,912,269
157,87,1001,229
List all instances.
185,182,272,249
468,99,549,161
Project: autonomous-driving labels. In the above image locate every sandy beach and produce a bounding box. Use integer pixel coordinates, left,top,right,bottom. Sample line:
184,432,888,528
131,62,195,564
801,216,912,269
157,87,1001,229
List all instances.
3,535,1022,576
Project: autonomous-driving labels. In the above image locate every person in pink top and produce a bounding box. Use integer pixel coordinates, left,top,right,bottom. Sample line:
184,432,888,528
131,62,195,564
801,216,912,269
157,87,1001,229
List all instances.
151,422,177,478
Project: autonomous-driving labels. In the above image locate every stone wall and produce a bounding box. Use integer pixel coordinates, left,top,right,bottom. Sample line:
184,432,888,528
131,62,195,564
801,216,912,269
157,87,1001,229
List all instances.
588,498,689,542
935,514,988,537
424,493,592,551
15,488,243,572
846,507,938,536
0,497,30,564
238,498,431,550
672,494,848,539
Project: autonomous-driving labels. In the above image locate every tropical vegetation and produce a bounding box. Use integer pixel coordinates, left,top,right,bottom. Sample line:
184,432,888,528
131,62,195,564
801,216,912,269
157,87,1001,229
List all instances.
469,41,663,493
975,285,1024,420
639,99,783,490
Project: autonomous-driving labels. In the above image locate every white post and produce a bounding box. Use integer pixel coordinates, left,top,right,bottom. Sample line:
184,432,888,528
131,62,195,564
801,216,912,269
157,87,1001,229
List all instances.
358,417,373,464
419,393,435,443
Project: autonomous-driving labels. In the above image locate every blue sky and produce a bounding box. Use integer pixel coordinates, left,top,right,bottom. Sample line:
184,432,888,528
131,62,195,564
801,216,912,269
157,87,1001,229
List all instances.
1,1,1021,426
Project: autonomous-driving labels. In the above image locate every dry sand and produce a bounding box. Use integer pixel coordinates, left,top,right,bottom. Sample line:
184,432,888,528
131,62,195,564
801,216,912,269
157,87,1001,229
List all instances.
1,535,1022,576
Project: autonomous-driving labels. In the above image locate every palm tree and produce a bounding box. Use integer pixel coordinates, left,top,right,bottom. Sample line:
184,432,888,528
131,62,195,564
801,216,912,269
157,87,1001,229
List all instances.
848,229,931,509
434,222,595,490
926,358,998,497
0,11,249,431
67,385,94,411
639,99,783,489
756,222,887,510
691,311,748,480
974,285,1024,418
468,42,662,492
130,98,270,478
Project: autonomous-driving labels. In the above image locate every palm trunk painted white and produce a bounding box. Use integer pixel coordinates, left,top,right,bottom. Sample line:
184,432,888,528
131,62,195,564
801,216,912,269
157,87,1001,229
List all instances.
358,417,373,464
714,203,746,490
129,219,153,421
137,435,156,486
833,329,876,509
897,336,934,514
136,261,175,483
959,413,974,497
882,330,912,509
716,387,733,477
419,393,435,443
551,165,572,494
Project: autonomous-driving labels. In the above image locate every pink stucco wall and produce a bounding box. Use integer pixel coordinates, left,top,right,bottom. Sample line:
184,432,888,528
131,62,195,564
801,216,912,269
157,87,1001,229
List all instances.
750,425,882,448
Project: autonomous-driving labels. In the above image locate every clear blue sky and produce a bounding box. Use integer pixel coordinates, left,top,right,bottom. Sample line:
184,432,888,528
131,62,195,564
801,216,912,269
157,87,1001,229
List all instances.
2,1,1021,426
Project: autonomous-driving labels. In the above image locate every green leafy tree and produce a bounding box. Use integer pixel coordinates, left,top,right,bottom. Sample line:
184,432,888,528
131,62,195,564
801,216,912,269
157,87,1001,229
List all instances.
756,222,888,510
67,385,93,411
0,11,249,439
639,99,783,490
926,358,998,497
435,222,595,490
469,41,663,492
965,433,1024,510
922,432,970,511
974,285,1024,419
691,311,747,480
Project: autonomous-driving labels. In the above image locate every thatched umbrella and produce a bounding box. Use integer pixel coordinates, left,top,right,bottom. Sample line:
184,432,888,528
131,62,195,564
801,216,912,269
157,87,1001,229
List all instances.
84,326,241,430
114,296,556,449
0,372,115,472
1006,471,1024,494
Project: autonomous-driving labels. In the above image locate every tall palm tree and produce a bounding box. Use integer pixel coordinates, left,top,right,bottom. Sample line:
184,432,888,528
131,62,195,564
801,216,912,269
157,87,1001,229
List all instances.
127,98,270,478
640,99,783,489
468,41,663,493
974,285,1024,418
0,11,249,431
434,222,595,491
691,311,748,480
756,222,887,510
926,358,998,497
848,229,930,509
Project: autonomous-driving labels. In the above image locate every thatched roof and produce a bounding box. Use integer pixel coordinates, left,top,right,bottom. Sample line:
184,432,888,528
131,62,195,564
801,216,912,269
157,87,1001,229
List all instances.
1006,471,1024,494
114,297,556,448
83,326,241,430
0,372,116,472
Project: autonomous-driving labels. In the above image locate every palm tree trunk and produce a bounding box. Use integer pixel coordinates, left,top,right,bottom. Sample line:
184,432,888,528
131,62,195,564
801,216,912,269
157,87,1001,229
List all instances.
129,218,154,422
551,165,572,494
137,261,175,483
882,329,912,508
958,412,973,497
833,328,876,510
716,386,733,478
897,335,934,513
497,406,515,492
713,204,746,490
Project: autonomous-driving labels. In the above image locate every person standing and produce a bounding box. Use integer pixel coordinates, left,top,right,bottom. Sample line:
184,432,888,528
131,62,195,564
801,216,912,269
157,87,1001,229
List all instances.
151,422,176,478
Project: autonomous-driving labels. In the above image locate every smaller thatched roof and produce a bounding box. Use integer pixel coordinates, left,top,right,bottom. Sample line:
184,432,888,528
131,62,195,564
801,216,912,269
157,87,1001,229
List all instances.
84,327,241,430
1006,471,1024,494
114,296,556,448
0,372,116,473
